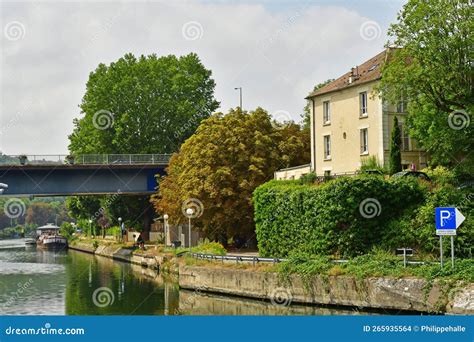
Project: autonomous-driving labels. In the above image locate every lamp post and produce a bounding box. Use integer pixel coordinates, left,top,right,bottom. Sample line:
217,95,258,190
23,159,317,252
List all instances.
163,214,169,246
234,87,242,110
88,219,93,238
118,217,122,242
185,208,194,248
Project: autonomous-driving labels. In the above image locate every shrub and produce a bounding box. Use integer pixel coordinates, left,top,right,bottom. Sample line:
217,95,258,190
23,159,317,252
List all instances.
381,184,473,258
191,242,227,255
299,172,317,184
359,155,386,174
254,176,427,258
422,166,456,186
60,222,75,239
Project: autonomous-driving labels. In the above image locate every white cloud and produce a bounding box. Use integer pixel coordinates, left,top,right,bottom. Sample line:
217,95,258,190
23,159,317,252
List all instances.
0,0,398,154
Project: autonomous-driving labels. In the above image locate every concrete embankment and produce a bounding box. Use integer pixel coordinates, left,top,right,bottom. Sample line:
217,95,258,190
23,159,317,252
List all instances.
69,242,473,314
69,241,169,270
179,265,474,314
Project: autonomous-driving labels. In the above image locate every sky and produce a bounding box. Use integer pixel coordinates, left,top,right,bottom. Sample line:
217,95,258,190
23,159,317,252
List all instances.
0,0,405,155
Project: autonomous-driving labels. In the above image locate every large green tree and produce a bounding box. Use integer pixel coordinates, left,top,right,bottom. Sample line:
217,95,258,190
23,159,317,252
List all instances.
379,0,473,172
67,53,219,229
152,108,310,244
69,52,219,153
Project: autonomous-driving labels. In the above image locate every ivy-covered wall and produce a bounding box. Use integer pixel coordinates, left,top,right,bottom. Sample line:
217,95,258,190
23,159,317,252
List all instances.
253,176,473,258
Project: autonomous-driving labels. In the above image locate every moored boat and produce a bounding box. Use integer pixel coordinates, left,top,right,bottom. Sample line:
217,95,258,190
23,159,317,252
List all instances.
36,223,68,250
24,238,37,247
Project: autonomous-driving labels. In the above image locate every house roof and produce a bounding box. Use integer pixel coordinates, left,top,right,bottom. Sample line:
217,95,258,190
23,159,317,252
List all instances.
306,49,392,99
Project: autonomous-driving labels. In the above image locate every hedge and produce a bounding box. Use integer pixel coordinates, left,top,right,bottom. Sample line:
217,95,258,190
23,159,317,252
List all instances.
254,175,474,258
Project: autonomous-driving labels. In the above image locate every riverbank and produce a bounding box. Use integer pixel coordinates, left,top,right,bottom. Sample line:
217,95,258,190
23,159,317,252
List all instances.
69,240,177,273
69,240,474,314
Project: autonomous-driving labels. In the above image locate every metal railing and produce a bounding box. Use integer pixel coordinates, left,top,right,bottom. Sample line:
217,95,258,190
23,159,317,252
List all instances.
188,252,436,267
0,154,172,166
189,252,285,265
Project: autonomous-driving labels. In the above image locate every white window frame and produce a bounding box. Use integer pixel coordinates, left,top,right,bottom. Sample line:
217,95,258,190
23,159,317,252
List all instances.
360,128,369,155
399,123,410,151
323,101,331,125
323,135,331,160
397,92,408,113
359,92,368,117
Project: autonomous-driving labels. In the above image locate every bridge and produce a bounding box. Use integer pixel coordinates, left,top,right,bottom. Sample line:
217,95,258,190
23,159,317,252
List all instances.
0,154,171,196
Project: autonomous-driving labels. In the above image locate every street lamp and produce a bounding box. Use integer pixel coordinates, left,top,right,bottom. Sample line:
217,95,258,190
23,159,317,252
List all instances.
234,87,242,110
185,208,194,248
118,217,123,242
163,214,169,246
88,219,93,238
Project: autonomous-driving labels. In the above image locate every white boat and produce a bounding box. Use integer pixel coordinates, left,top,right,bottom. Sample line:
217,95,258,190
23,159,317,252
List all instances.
36,223,68,250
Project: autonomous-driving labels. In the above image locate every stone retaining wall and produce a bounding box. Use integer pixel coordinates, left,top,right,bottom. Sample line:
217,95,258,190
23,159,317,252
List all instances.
179,265,474,314
69,242,166,270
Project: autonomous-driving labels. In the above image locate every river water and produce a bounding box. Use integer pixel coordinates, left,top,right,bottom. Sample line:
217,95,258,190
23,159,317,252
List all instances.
0,239,375,315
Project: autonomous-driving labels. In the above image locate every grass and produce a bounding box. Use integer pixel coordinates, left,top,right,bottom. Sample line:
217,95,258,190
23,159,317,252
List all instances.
276,249,474,283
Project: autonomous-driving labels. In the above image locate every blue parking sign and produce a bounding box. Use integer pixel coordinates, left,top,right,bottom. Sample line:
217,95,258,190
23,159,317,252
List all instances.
435,207,465,235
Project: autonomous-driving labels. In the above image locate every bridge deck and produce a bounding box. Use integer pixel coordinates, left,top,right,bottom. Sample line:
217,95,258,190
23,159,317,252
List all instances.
0,154,170,196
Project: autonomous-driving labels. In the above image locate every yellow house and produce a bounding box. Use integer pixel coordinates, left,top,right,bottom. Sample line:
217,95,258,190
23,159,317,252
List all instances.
304,48,427,177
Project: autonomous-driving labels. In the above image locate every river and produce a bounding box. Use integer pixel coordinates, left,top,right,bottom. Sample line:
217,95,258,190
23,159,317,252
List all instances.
0,239,376,315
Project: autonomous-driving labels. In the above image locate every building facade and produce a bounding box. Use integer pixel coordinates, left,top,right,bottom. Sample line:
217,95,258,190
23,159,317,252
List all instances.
306,49,427,176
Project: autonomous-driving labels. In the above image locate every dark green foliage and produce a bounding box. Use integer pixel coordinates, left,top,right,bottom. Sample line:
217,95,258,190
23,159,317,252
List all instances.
381,185,474,258
379,0,473,170
389,116,402,175
254,176,427,258
60,222,76,239
360,156,386,174
299,172,317,184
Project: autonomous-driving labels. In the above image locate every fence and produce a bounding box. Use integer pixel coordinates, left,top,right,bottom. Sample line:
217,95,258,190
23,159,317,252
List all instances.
0,154,172,165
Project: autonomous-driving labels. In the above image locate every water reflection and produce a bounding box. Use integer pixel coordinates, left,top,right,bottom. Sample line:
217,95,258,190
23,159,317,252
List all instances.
0,239,381,316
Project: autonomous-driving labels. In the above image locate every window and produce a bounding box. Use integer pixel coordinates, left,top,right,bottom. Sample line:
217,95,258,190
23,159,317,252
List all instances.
399,123,410,151
323,135,331,159
359,92,368,116
360,128,368,154
397,92,408,113
324,170,331,177
323,101,330,124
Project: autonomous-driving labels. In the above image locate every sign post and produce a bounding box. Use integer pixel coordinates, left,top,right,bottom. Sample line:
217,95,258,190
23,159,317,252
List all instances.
435,207,465,268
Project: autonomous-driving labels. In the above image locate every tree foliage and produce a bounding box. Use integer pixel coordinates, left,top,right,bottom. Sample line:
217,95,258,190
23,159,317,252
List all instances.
151,108,311,242
389,116,402,174
379,0,473,171
69,52,219,154
67,52,219,227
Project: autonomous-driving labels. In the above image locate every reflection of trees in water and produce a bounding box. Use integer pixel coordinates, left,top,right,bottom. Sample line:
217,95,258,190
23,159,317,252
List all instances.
65,251,180,315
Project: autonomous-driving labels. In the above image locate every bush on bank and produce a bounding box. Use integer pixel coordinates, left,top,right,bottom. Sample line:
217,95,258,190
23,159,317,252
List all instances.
253,175,473,258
